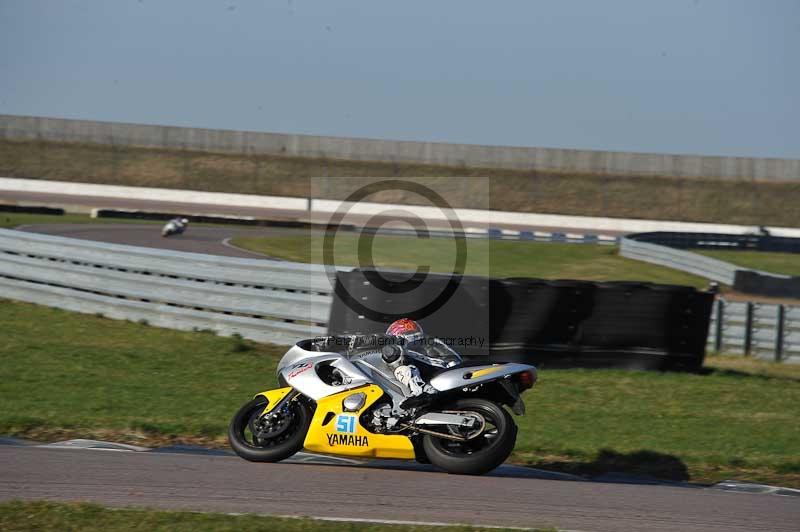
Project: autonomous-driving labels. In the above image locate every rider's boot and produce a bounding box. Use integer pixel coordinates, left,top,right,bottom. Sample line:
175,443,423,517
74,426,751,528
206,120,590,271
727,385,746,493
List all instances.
399,392,435,411
394,364,436,411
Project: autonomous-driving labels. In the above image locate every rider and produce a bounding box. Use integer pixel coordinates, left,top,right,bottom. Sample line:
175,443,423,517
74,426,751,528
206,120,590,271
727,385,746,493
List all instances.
323,318,460,411
380,318,466,410
162,217,189,237
382,318,436,399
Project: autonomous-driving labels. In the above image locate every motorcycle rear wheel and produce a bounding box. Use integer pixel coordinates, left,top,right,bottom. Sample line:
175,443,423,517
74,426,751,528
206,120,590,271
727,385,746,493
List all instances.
228,396,311,462
422,398,517,475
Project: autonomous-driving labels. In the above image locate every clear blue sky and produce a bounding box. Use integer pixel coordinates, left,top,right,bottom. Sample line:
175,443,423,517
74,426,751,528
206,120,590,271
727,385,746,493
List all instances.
1,0,798,158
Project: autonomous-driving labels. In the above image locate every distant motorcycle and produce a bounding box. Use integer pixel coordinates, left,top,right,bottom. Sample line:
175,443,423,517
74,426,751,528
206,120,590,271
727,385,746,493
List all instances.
229,334,537,475
161,218,189,237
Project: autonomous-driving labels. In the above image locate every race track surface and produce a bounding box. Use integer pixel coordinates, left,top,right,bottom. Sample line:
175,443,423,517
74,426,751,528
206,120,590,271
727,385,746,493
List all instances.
17,223,291,258
2,445,799,532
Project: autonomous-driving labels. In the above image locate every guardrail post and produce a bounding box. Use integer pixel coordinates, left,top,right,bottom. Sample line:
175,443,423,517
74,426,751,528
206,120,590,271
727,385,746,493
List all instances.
744,302,754,356
714,299,724,352
775,304,785,362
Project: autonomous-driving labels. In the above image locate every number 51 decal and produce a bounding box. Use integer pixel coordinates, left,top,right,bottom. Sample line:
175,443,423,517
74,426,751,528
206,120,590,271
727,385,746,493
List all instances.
336,414,356,433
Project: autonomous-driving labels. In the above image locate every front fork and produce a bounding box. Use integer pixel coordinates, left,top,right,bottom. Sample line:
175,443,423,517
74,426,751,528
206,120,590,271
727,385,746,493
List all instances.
255,387,298,416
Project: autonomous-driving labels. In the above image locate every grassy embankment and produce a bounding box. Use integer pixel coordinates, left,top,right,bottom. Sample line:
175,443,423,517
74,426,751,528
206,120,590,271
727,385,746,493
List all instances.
233,233,709,287
234,233,800,297
1,299,798,487
2,137,800,227
0,501,540,532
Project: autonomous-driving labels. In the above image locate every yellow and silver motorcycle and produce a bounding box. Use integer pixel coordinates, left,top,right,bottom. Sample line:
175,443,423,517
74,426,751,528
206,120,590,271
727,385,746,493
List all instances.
229,335,537,475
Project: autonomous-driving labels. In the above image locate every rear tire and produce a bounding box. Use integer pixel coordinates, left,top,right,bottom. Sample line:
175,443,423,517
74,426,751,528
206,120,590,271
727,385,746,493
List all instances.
228,396,311,462
422,398,517,475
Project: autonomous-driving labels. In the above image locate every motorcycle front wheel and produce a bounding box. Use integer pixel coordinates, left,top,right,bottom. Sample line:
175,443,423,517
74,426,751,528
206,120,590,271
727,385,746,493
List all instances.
422,398,517,475
228,395,311,462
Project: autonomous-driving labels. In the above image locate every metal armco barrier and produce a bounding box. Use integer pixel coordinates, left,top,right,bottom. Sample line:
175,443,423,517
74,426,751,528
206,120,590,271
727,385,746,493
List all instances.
707,299,800,362
620,236,740,285
620,232,800,299
0,228,341,345
0,229,332,292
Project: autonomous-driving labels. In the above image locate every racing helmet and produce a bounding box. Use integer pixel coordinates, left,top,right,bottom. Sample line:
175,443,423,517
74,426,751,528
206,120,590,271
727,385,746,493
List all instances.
386,318,424,344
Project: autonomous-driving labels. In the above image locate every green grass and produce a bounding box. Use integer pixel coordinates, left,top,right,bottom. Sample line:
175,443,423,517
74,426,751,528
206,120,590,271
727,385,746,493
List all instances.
513,362,800,484
696,249,800,276
2,299,799,486
0,300,282,445
0,501,541,532
232,234,709,287
3,137,800,227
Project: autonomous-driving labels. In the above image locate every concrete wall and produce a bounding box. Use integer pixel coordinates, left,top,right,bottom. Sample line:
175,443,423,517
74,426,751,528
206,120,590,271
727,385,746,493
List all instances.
2,114,798,181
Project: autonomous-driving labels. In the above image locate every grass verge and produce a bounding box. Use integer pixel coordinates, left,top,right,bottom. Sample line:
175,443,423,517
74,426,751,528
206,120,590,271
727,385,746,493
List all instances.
3,137,800,227
2,299,798,486
696,249,800,276
232,233,709,287
0,501,540,532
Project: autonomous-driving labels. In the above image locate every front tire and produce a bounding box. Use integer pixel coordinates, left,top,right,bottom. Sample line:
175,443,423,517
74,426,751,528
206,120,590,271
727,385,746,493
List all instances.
422,398,517,475
228,396,311,462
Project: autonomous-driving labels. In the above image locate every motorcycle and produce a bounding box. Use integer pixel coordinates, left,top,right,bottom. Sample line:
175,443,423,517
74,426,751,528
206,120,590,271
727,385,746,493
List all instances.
161,217,189,237
229,335,537,475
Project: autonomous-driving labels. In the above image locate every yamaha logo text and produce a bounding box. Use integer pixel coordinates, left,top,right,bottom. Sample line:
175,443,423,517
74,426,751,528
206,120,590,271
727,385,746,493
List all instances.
326,433,369,447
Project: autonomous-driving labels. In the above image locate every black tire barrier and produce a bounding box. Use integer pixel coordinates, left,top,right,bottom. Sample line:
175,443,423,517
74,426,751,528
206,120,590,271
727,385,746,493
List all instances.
629,231,800,254
94,209,279,226
0,204,65,216
328,269,714,371
734,271,800,299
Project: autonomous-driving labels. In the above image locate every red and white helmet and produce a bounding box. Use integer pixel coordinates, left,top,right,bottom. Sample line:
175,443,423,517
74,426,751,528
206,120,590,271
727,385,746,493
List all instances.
386,318,424,343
